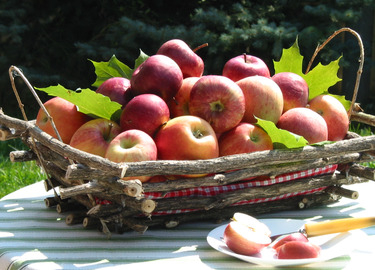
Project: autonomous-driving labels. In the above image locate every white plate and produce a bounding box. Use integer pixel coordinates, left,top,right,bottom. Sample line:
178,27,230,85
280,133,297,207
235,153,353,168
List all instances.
207,219,366,267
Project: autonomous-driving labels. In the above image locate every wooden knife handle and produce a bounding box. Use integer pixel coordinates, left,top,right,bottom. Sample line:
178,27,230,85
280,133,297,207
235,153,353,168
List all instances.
304,217,375,237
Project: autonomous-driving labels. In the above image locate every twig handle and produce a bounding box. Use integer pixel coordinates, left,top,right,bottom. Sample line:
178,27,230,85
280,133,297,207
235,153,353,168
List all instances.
8,65,66,201
305,27,364,120
8,65,63,142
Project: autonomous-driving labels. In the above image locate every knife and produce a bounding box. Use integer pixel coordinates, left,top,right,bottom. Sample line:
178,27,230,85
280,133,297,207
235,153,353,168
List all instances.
270,216,375,242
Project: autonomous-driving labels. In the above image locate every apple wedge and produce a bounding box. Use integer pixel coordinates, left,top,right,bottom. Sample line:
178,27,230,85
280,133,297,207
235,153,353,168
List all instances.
272,232,308,251
277,241,321,259
232,212,271,236
223,221,272,256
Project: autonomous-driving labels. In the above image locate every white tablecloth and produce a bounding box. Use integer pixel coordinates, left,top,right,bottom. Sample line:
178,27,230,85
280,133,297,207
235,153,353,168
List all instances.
1,180,375,270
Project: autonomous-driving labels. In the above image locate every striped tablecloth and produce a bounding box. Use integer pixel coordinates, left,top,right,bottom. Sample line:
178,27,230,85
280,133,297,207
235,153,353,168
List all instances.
1,181,375,270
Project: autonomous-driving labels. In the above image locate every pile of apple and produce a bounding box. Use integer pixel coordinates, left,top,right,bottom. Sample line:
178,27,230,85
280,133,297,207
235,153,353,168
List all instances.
35,38,349,182
223,212,321,259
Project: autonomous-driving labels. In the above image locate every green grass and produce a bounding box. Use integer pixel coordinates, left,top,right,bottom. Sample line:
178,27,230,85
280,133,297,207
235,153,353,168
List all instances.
0,139,45,199
349,123,375,168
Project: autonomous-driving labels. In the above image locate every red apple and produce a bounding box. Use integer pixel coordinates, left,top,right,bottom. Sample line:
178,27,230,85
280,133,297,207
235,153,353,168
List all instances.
236,75,284,124
36,97,91,144
308,95,349,141
272,72,309,112
272,233,308,251
219,122,273,156
223,221,272,256
277,241,321,259
154,115,219,161
120,94,170,137
169,77,200,118
157,39,204,78
222,54,271,82
95,77,133,108
69,118,122,157
277,107,328,144
130,54,183,102
105,129,158,182
189,75,245,134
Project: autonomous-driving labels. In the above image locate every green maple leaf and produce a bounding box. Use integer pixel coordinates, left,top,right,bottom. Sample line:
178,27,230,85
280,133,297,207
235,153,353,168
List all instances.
134,49,149,69
90,55,133,88
273,39,350,110
90,50,149,88
255,118,308,149
35,84,122,122
35,52,150,123
273,40,305,76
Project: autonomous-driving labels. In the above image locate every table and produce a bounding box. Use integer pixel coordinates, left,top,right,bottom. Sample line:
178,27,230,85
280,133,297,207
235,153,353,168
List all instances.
1,181,375,270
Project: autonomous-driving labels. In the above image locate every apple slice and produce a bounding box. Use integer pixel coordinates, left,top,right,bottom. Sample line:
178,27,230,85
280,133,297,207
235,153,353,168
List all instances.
232,212,271,237
223,221,272,256
272,232,308,250
277,241,321,259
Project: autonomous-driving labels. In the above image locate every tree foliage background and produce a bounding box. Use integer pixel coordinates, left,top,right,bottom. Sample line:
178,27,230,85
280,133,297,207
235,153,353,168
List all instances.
1,0,375,118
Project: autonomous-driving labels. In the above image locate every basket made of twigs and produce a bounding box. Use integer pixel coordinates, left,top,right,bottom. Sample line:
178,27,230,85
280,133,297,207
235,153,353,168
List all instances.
1,27,375,235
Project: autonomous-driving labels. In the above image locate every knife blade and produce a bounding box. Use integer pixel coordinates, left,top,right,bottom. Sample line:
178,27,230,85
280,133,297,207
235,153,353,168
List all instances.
270,216,375,242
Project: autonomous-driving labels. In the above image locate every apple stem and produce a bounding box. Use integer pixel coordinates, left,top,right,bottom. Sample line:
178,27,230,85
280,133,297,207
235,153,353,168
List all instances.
250,134,260,143
105,122,113,141
172,97,179,105
193,43,208,53
193,129,204,139
243,53,247,63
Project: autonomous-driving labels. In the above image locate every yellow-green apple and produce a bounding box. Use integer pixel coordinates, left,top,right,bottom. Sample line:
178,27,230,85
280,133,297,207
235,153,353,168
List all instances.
271,72,309,112
308,95,349,141
130,54,183,102
272,233,308,251
120,94,170,137
277,107,328,144
169,77,200,118
189,75,245,134
105,129,158,182
36,97,91,144
236,75,284,124
157,39,204,78
154,115,219,161
223,221,272,256
69,118,122,157
277,241,320,259
95,77,133,108
219,122,273,156
222,54,271,82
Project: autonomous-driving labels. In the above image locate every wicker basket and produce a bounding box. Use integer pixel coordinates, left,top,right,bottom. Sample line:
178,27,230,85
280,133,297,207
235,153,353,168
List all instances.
1,28,375,235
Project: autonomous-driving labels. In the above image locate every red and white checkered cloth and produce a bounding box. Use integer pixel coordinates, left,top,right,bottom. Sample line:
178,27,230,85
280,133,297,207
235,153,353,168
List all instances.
95,164,338,216
145,164,338,216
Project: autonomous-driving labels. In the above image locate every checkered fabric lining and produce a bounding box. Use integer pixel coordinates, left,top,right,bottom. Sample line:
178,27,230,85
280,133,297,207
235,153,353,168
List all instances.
145,164,338,199
95,164,338,215
146,164,338,216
